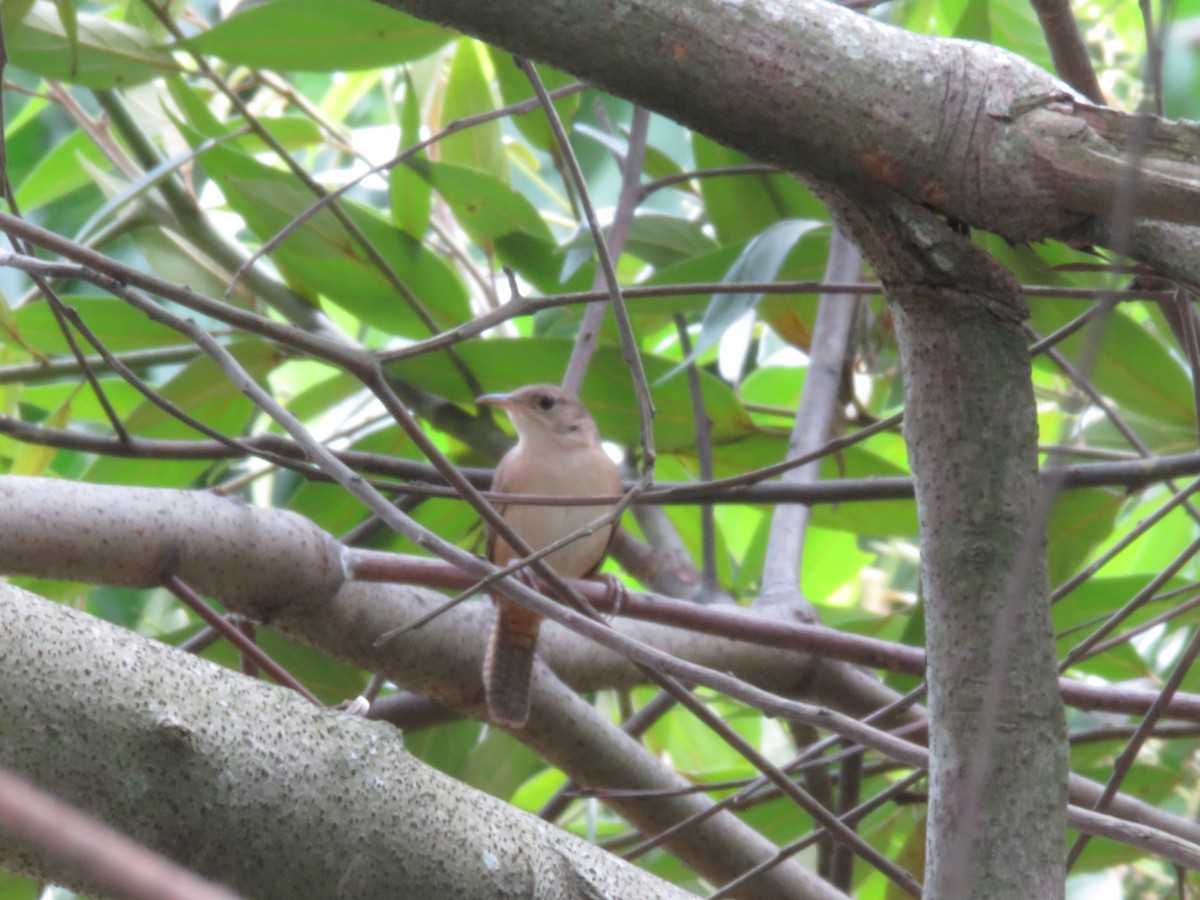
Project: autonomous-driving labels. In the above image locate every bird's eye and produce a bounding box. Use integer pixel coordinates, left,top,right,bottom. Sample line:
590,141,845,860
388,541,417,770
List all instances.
537,395,556,411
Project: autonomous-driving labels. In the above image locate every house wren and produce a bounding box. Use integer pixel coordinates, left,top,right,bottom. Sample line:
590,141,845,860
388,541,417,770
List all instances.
476,384,622,728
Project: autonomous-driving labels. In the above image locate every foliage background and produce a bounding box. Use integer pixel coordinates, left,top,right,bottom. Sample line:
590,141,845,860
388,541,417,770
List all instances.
2,0,1200,896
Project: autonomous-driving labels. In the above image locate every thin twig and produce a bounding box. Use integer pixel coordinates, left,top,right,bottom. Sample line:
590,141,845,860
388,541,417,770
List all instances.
1067,621,1200,868
515,57,657,481
563,105,649,393
164,576,323,707
674,314,720,594
0,768,243,900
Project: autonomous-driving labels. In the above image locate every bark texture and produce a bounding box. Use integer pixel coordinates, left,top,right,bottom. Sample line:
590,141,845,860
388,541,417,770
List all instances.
0,476,842,899
373,0,1200,272
830,193,1068,898
0,583,693,900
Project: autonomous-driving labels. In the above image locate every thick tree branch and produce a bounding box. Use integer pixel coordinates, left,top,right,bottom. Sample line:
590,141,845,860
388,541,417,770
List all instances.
372,0,1200,278
829,190,1067,896
0,584,691,900
6,581,1198,887
0,476,843,898
3,474,1198,857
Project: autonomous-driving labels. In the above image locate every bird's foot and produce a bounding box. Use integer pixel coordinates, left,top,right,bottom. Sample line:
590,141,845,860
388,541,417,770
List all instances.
594,573,631,621
513,566,541,592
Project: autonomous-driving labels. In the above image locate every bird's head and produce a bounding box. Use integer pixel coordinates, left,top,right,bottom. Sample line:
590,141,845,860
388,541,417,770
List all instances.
476,384,600,446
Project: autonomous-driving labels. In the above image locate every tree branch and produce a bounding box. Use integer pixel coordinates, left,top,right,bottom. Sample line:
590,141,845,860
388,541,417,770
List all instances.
0,584,691,900
372,0,1200,265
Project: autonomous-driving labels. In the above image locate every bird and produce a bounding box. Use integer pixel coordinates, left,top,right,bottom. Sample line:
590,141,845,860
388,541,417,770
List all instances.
475,384,623,728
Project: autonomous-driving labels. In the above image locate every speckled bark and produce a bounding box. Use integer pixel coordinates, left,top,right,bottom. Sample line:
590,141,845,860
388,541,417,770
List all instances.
0,476,346,621
828,193,1068,898
892,280,1067,899
0,583,693,900
373,0,1200,288
0,477,842,899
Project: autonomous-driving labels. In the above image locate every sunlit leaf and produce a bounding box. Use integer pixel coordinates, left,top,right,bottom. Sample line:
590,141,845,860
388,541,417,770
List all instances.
7,1,177,88
440,40,506,179
194,142,471,336
184,0,454,71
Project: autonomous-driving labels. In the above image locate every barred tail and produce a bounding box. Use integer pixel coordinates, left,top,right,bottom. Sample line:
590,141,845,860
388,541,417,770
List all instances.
483,600,541,728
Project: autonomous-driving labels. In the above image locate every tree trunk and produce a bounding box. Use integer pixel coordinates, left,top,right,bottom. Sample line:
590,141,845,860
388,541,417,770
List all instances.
831,192,1068,897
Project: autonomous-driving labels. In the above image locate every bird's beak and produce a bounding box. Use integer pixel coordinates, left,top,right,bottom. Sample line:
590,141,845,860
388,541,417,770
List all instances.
476,392,515,409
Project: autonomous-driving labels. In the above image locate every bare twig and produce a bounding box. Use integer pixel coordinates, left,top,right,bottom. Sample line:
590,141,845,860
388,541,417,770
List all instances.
563,105,649,392
0,768,244,900
758,224,861,613
1028,0,1105,103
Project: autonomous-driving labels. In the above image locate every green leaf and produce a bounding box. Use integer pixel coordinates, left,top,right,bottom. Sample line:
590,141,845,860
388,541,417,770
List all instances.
410,160,554,245
901,0,976,38
404,719,486,778
988,0,1054,73
390,73,433,237
129,226,252,305
1079,311,1192,427
84,340,282,486
1164,25,1200,120
1054,574,1177,681
194,141,471,336
400,69,423,150
10,394,73,476
459,728,546,798
184,0,454,72
384,338,755,452
954,0,991,41
0,286,35,356
692,134,825,244
621,214,719,269
15,296,191,354
733,438,919,536
406,159,576,290
198,628,367,705
164,73,225,138
0,0,37,35
646,704,752,776
389,164,432,238
0,870,39,899
668,220,825,378
16,377,144,430
488,49,581,151
51,0,79,78
1086,493,1194,579
634,243,748,314
440,40,506,179
1046,489,1124,586
801,526,875,598
7,1,177,88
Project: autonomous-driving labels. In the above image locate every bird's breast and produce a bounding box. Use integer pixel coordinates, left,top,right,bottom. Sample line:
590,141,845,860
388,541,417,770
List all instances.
492,444,620,578
501,502,613,578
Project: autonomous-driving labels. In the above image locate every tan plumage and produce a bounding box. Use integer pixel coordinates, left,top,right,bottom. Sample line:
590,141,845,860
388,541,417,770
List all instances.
476,384,622,728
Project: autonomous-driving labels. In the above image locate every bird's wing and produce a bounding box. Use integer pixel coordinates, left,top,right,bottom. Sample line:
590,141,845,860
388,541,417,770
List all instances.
583,448,625,577
485,449,517,566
